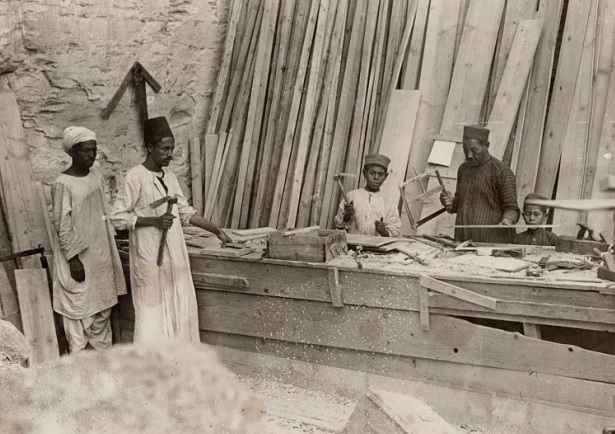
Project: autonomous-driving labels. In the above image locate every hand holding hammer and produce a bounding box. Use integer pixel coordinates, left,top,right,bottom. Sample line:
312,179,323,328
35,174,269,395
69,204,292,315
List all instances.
333,173,356,223
143,195,179,266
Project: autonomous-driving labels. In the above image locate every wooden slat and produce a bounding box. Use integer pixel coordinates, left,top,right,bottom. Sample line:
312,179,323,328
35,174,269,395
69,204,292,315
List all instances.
534,0,592,197
207,0,242,134
487,19,543,159
15,269,58,364
0,91,51,268
400,0,430,90
203,133,217,208
421,275,497,309
189,137,203,215
377,90,421,203
398,0,459,234
514,0,564,203
269,0,320,228
286,0,331,228
198,290,615,383
553,2,598,236
203,132,225,219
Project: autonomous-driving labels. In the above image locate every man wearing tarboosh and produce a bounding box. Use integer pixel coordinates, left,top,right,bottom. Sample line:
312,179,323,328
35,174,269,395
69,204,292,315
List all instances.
51,126,127,354
111,117,230,343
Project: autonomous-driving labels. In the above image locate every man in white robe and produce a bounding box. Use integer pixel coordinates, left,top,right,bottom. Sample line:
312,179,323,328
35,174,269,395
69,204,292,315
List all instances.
334,153,402,237
111,117,231,343
51,126,127,353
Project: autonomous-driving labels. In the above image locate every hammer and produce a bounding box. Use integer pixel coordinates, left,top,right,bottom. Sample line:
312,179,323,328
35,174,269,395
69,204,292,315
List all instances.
149,195,178,266
333,173,356,222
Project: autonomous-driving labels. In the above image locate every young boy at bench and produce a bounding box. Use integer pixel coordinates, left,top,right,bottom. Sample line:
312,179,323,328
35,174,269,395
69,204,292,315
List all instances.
514,193,558,246
334,153,402,237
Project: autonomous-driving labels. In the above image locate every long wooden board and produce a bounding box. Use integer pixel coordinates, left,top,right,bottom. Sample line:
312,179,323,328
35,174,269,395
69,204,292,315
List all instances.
378,90,421,203
15,269,58,364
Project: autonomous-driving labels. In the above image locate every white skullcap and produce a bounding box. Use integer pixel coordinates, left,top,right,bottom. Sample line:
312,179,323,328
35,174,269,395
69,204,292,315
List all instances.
62,126,97,153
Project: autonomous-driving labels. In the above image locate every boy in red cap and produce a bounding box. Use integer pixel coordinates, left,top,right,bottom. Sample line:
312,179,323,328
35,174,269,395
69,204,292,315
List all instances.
334,153,402,237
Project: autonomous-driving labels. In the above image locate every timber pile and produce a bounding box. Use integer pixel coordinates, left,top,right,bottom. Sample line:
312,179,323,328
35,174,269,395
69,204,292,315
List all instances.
197,0,615,240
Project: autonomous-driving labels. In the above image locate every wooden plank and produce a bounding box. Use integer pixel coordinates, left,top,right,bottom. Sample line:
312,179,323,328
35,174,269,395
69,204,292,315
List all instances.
188,246,252,258
328,267,343,307
207,0,242,133
269,0,320,228
189,136,203,215
446,254,530,272
523,322,541,339
420,275,497,309
486,19,543,159
286,0,331,228
14,269,58,364
205,132,230,220
345,393,407,434
367,388,460,434
418,286,430,331
198,290,615,383
0,264,20,330
400,0,461,233
309,0,350,226
400,0,430,90
514,0,564,203
0,91,52,268
534,0,592,197
209,334,615,417
553,1,598,236
378,90,421,204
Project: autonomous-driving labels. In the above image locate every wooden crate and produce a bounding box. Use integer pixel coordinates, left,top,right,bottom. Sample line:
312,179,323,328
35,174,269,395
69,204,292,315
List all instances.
268,229,347,263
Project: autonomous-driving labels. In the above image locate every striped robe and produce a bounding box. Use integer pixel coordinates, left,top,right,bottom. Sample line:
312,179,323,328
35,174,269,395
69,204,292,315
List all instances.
451,155,520,243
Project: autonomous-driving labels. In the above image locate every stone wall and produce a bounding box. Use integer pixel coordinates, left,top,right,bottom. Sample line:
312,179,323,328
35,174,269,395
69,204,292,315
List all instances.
0,0,230,201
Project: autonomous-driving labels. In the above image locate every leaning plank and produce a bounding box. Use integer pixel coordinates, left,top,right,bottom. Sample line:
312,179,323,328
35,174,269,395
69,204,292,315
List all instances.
487,19,543,159
400,0,431,90
534,0,592,197
204,132,226,220
0,264,20,330
0,91,51,268
15,269,58,364
190,136,203,215
367,388,461,434
198,290,615,383
378,90,421,203
515,0,564,203
420,275,497,309
286,0,331,228
203,133,217,207
553,2,598,236
399,0,460,234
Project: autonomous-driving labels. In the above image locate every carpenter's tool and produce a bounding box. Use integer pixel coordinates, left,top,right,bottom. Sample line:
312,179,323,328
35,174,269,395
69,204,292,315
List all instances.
448,224,558,229
525,198,615,211
0,245,50,289
555,222,610,255
414,170,449,228
577,223,598,241
333,173,356,223
151,196,179,266
399,170,441,230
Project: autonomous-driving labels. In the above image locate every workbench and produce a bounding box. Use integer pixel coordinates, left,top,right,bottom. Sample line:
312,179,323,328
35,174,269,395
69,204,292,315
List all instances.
117,249,615,421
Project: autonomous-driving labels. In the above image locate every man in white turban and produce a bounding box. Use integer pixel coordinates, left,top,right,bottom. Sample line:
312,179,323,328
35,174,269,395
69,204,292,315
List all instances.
50,126,127,353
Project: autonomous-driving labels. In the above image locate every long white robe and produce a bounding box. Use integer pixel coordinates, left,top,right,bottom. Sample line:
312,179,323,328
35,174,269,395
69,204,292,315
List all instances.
111,164,199,343
51,168,126,320
334,188,402,237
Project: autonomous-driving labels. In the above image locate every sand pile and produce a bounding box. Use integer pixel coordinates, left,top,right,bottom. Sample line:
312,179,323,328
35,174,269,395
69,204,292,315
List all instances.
0,319,30,366
0,340,264,434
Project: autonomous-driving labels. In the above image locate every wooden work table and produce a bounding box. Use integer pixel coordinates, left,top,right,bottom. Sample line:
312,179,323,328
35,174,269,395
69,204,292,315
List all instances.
117,250,615,420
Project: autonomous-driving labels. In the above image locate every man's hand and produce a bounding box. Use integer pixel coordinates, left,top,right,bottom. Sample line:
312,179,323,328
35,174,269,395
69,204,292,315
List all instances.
375,219,389,237
440,191,454,212
343,202,355,222
216,229,233,246
499,218,513,225
69,256,85,282
156,213,175,229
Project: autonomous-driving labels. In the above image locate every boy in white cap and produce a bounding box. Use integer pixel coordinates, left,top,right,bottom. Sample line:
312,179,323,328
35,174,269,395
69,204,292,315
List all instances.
51,126,127,354
334,153,402,237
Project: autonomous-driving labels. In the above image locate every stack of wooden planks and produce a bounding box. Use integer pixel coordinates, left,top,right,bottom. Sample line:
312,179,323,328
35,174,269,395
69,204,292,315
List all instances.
199,0,419,230
196,0,615,241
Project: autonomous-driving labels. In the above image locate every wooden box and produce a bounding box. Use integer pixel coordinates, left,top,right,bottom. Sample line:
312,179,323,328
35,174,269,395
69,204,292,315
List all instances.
267,229,347,263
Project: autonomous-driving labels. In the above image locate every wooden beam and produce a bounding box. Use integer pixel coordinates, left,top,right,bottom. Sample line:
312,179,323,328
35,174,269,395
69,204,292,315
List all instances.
15,269,58,364
534,0,592,198
400,0,431,90
189,136,203,215
420,275,498,309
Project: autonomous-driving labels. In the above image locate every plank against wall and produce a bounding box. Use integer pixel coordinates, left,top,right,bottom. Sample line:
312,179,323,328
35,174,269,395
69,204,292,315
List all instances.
487,19,543,159
514,0,564,204
534,0,592,198
400,0,431,90
400,0,460,234
0,91,51,267
553,2,598,236
15,269,58,365
378,90,421,203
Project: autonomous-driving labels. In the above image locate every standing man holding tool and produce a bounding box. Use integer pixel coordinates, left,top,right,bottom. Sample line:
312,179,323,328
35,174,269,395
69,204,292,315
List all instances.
51,127,127,353
111,117,231,344
439,125,520,243
334,153,402,237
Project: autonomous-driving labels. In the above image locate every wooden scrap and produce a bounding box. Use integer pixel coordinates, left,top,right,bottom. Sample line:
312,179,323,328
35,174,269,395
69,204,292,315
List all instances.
420,275,498,310
189,136,203,215
185,236,220,249
15,269,58,364
230,227,278,237
346,234,397,249
447,253,531,272
427,140,456,167
190,245,252,258
203,133,218,211
280,226,321,237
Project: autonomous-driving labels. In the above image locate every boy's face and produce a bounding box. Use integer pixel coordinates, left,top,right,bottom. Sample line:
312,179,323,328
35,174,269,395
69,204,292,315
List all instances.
363,164,388,190
69,140,97,169
523,204,547,226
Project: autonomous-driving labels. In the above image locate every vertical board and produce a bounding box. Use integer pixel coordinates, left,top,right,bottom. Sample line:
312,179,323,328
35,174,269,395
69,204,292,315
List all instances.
534,0,592,197
378,90,421,204
400,0,431,90
190,137,203,215
15,269,58,364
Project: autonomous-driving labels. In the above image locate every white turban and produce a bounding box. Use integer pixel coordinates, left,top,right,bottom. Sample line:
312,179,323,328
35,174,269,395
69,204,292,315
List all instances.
62,126,97,153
